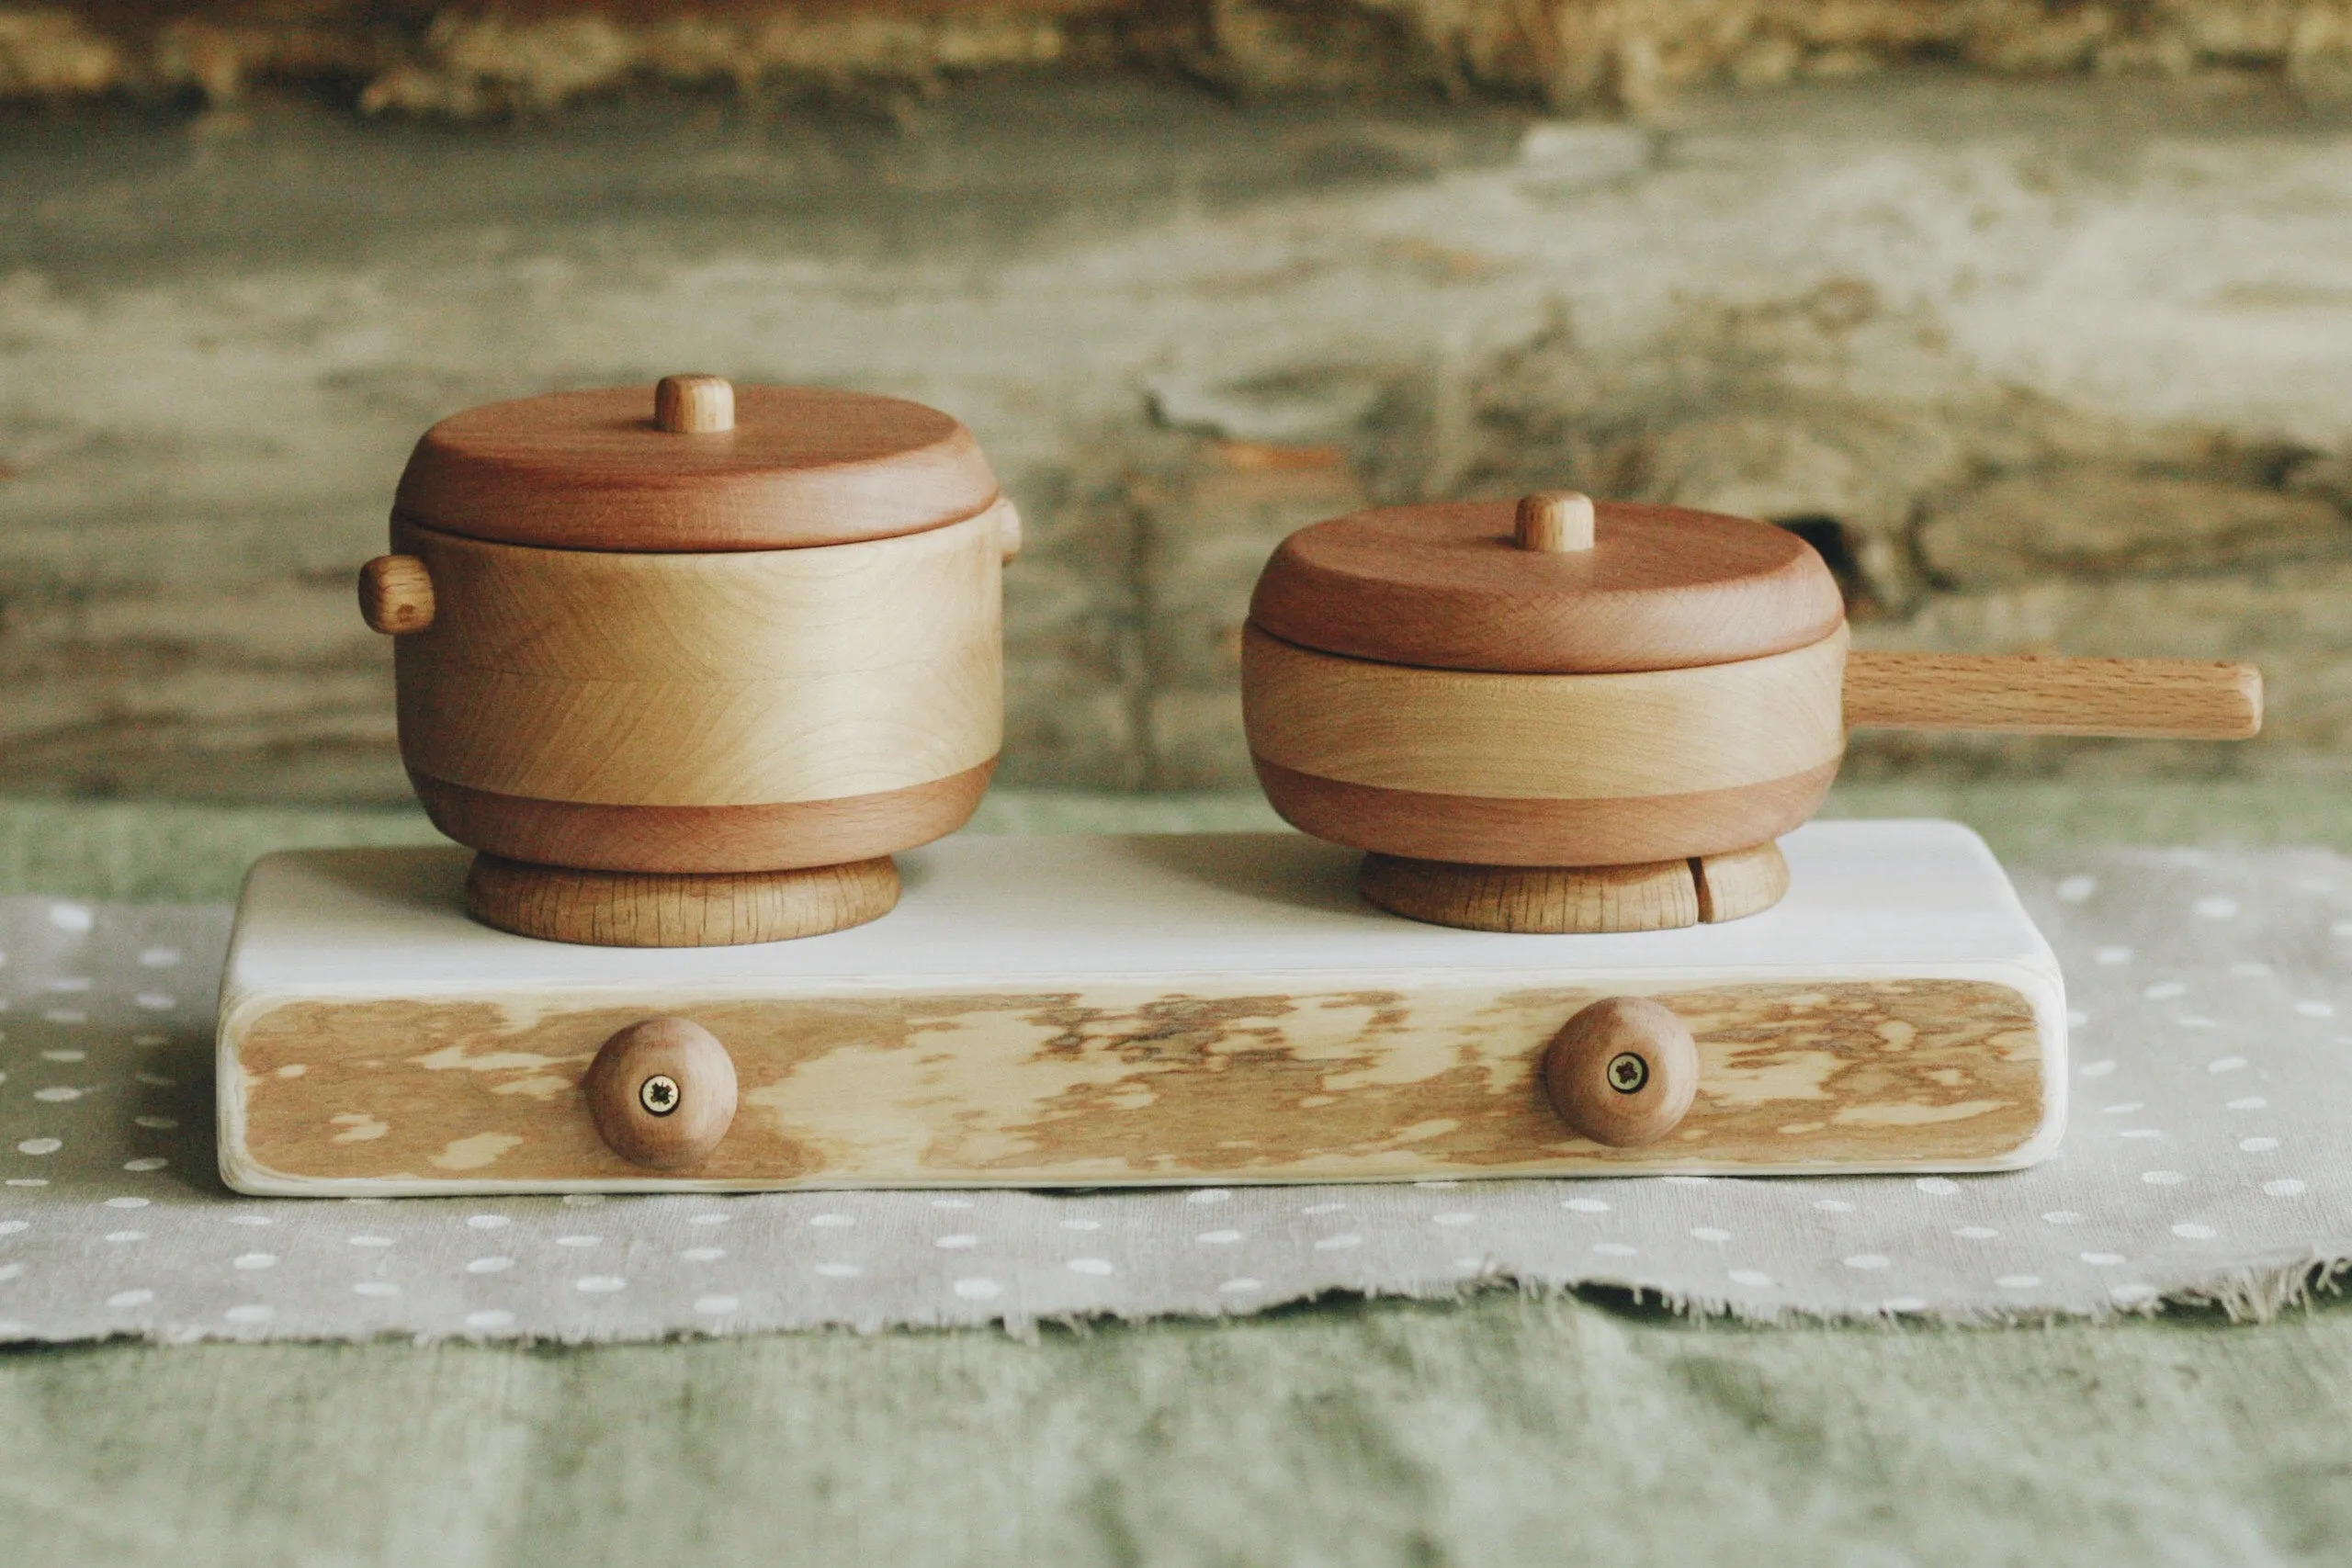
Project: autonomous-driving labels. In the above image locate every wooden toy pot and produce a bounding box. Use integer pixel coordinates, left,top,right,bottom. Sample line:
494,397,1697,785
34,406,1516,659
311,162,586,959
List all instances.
1243,491,2264,934
358,375,1017,947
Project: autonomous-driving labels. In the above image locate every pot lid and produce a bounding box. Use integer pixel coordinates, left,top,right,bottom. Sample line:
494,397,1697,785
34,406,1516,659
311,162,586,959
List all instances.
1248,493,1846,673
391,376,1001,552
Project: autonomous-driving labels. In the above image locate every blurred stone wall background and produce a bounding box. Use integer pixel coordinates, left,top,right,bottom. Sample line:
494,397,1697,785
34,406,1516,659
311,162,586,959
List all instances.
7,0,2352,113
2,1,2349,802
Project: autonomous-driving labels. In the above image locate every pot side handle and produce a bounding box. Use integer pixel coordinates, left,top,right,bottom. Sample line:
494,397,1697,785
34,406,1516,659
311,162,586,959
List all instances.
989,495,1023,563
358,554,435,635
1844,650,2262,739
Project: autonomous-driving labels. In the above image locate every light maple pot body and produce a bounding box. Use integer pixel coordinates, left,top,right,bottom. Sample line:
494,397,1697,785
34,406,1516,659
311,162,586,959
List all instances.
395,509,1005,874
371,380,1012,877
1244,620,1848,868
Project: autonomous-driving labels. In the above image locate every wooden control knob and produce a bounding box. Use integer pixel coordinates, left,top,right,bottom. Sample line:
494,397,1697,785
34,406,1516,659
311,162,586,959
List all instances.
1542,997,1699,1147
583,1017,738,1170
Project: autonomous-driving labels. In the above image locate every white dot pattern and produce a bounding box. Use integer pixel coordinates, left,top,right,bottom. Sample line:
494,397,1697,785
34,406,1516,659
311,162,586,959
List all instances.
1,850,2350,1339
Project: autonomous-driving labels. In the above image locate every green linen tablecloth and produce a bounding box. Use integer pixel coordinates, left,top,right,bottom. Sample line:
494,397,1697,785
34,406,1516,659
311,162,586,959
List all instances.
5,784,2352,1567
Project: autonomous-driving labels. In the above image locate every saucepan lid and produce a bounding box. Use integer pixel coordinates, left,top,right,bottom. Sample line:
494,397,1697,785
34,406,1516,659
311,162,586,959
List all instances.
391,377,1001,553
1248,495,1846,674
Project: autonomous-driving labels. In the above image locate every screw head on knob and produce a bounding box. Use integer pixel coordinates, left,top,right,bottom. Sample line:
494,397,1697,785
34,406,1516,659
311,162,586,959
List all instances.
584,1017,737,1170
1542,996,1699,1147
639,1073,682,1116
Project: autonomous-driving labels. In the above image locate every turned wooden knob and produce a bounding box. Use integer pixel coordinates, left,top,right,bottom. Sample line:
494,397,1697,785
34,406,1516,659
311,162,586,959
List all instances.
1514,491,1595,553
583,1017,737,1169
655,374,734,434
357,554,435,634
1542,997,1698,1146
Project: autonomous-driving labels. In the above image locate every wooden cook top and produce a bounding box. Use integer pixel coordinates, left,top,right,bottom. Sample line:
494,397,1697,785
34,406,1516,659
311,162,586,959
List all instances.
216,822,2064,1192
1249,500,1847,673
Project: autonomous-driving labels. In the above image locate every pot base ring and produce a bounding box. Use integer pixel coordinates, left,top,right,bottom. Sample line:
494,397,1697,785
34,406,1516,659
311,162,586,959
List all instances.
464,853,900,948
1358,841,1788,934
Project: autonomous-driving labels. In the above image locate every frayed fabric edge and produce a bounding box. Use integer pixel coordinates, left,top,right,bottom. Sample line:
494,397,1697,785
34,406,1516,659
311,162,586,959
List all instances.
6,1252,2351,1348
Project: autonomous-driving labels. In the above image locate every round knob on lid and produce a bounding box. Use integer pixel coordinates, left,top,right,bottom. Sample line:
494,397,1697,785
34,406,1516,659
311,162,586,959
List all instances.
584,1017,738,1169
655,374,735,434
1515,490,1594,553
1542,997,1699,1147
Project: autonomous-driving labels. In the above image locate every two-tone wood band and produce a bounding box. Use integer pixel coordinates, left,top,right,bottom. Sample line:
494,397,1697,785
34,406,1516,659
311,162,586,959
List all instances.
391,509,1003,808
411,761,996,874
1241,623,1847,866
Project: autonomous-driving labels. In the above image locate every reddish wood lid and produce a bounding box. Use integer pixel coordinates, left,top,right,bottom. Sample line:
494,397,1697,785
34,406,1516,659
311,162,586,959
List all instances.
392,379,1001,552
1248,497,1846,673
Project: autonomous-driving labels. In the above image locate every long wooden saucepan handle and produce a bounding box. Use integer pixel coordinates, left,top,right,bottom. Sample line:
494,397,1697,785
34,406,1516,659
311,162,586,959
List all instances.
1844,650,2263,739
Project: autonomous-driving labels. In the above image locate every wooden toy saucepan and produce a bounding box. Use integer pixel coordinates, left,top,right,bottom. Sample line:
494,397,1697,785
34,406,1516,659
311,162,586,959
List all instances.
1242,490,2263,935
357,375,1018,948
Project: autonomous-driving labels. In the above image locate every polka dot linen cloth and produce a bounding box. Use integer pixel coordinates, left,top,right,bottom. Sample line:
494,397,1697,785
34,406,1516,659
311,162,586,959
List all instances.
1,844,2347,1342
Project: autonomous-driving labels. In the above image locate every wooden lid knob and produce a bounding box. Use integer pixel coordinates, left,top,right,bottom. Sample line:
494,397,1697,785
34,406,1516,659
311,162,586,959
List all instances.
1515,491,1595,553
583,1017,737,1169
655,374,735,434
1542,997,1699,1147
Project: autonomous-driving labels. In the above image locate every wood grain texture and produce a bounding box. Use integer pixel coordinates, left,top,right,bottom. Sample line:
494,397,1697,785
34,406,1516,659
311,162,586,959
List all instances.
1241,623,1848,799
1247,500,1846,673
1356,842,1789,932
1845,649,2265,739
1541,997,1701,1147
1359,852,1702,932
356,554,435,635
391,510,1001,809
653,374,734,435
390,510,1001,683
582,1016,739,1168
392,384,1002,552
1692,841,1791,924
411,760,995,874
224,976,2047,1186
464,853,900,947
1251,753,1839,868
